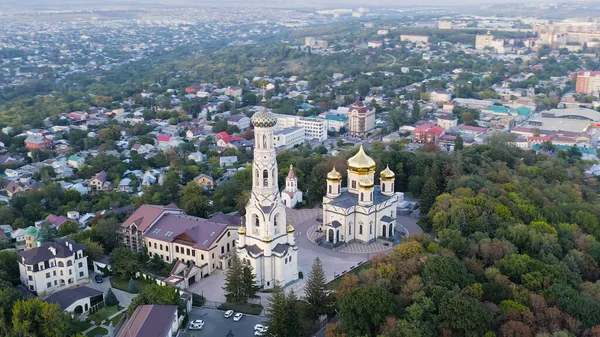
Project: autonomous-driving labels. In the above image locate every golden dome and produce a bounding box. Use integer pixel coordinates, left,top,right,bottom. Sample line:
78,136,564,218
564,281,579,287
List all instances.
348,145,376,172
380,165,395,180
327,166,342,181
263,235,273,242
359,176,374,189
286,224,295,233
238,226,246,235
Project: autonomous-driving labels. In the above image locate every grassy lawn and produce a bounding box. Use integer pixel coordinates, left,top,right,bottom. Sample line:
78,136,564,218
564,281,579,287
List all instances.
72,320,91,333
109,312,125,326
217,302,263,316
89,305,120,323
110,275,147,294
326,261,372,290
85,327,108,337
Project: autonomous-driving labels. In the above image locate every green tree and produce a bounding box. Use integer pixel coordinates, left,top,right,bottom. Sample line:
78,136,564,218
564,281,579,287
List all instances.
109,247,141,279
105,288,119,307
12,298,75,337
0,251,20,284
419,177,438,215
338,286,396,337
223,253,245,303
80,239,104,262
181,182,212,218
267,284,301,337
57,221,79,237
37,222,57,243
455,133,464,151
92,217,121,253
439,293,493,337
128,278,138,294
241,263,260,303
412,101,421,120
422,255,473,289
0,284,22,336
127,283,182,316
304,257,329,318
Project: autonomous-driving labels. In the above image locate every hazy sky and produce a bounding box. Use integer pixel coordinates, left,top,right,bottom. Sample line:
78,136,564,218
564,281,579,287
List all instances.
0,0,553,10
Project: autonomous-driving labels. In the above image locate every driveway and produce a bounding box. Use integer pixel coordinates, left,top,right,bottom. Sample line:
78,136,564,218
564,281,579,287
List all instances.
188,270,227,302
180,307,266,337
86,272,136,308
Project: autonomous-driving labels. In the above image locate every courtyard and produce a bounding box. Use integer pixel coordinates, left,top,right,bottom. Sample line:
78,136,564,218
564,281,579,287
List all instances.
179,307,266,337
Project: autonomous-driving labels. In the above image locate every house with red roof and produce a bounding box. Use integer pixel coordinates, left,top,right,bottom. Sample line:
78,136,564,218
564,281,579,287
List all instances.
45,214,71,229
88,171,112,193
413,123,445,144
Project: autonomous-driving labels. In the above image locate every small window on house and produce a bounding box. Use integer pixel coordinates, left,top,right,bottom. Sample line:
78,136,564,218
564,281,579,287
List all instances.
160,244,163,251
228,232,231,237
176,246,179,253
78,262,83,268
79,272,84,277
221,247,224,254
201,254,204,260
192,250,196,257
46,272,50,278
187,248,190,256
165,246,168,252
154,242,157,249
212,253,215,259
47,282,51,288
28,276,33,281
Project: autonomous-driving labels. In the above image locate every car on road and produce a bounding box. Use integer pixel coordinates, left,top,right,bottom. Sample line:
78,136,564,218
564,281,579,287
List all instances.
254,324,268,332
94,274,103,283
255,330,265,336
233,312,243,321
224,310,234,318
189,320,204,330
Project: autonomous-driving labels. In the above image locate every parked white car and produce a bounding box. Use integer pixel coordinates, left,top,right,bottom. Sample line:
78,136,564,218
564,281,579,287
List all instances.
189,319,204,330
233,312,243,321
224,310,234,318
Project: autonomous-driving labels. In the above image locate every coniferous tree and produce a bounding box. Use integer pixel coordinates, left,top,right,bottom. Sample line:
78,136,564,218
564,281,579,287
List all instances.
241,263,260,302
412,100,421,120
419,177,438,215
455,133,464,151
128,278,138,294
105,288,119,307
304,257,329,318
267,284,288,337
285,290,302,337
223,253,244,303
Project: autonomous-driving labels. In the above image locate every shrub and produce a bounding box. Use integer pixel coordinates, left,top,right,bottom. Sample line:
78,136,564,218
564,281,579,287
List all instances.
128,278,138,293
105,288,119,307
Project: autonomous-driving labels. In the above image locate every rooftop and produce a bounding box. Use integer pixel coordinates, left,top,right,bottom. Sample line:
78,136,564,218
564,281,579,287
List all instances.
117,305,177,337
45,286,103,310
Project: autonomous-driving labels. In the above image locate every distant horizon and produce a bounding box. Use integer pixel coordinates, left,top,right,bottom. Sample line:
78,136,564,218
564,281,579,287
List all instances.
0,0,566,11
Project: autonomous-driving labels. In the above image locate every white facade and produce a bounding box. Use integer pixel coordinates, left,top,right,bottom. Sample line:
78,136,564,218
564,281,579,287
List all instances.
18,240,89,296
321,146,402,246
237,109,299,289
436,116,458,130
297,117,328,141
273,114,328,141
429,91,452,103
281,165,303,209
274,127,305,149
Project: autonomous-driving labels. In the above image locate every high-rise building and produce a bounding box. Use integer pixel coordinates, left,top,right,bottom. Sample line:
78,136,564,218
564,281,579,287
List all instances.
576,71,600,94
236,108,298,289
348,99,376,139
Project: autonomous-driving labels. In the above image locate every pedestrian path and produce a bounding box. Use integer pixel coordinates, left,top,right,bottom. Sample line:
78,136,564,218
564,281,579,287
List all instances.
80,307,127,336
306,224,392,254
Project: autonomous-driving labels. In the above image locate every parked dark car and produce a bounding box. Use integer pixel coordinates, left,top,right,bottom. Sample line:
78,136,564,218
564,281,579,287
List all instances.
94,274,103,283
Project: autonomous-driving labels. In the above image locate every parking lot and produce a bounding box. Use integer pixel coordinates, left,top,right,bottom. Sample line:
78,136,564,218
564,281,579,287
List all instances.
180,307,266,337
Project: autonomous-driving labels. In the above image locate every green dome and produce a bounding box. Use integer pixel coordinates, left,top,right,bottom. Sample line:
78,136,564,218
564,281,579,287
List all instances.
25,226,38,236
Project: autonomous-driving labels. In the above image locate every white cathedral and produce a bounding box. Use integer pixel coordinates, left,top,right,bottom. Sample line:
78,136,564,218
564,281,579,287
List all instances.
236,108,299,289
281,165,303,209
321,145,403,246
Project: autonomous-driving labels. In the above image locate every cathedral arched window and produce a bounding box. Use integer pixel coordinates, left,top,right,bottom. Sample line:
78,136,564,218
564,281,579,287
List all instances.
392,182,394,191
253,215,260,235
263,170,268,187
382,184,385,192
328,185,332,194
360,193,364,202
274,214,280,235
359,224,363,235
338,185,340,193
370,223,373,234
349,223,352,235
272,168,276,186
263,135,267,148
352,180,356,189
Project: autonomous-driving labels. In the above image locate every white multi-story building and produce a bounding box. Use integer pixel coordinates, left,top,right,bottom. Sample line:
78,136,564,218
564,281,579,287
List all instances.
348,100,376,139
429,90,452,103
18,239,89,296
274,127,305,149
273,114,328,141
297,117,328,141
237,108,299,289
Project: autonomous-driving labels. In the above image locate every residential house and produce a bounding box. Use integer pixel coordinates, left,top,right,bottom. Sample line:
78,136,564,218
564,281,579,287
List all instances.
116,305,179,337
24,135,52,149
187,152,206,163
429,90,452,103
131,143,155,155
413,123,445,144
436,115,458,130
227,115,251,130
11,228,27,243
225,86,243,98
185,128,204,139
67,155,85,168
193,174,214,190
46,214,71,229
118,178,133,193
45,286,104,315
88,171,112,192
219,156,238,167
17,239,89,296
5,181,27,197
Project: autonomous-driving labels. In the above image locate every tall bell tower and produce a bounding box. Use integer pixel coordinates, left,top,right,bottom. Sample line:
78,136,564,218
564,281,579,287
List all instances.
236,103,298,289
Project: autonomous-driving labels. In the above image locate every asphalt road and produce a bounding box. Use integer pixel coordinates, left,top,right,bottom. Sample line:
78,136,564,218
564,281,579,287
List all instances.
180,308,267,337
